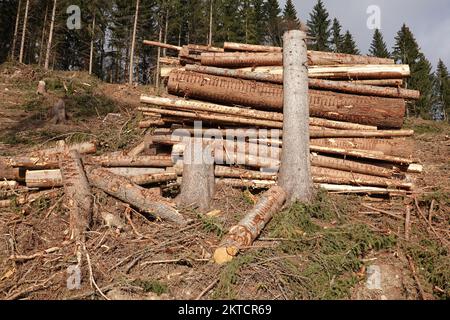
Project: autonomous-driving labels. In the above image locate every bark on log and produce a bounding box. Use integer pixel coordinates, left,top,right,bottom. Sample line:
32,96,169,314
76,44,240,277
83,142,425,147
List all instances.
350,79,403,87
311,166,412,189
0,164,22,181
142,40,182,51
318,184,408,195
311,154,393,178
311,138,413,158
86,155,173,167
214,186,286,264
0,189,59,209
308,79,419,100
308,64,410,80
223,42,395,65
215,166,277,180
278,30,313,203
86,166,187,225
185,65,417,99
310,129,414,138
59,150,92,243
0,181,19,189
167,70,406,128
310,145,413,164
25,168,170,188
31,141,97,157
216,178,276,189
140,95,376,130
176,139,215,212
201,52,395,68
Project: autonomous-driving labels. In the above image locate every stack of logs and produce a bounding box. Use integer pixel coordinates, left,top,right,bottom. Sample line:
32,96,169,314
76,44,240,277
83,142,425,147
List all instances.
137,40,422,195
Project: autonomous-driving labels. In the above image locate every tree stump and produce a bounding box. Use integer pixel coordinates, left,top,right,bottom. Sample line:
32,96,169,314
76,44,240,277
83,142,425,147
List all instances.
176,138,215,212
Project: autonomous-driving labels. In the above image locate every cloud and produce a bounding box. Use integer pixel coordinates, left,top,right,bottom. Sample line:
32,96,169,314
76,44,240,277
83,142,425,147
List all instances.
284,0,450,69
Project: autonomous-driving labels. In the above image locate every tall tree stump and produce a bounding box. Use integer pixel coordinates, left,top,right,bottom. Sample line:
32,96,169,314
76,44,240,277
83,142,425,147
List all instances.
278,30,314,204
176,138,215,212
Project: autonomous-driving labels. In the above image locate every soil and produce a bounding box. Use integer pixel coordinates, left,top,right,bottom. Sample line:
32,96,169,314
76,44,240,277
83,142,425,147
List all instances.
0,63,448,300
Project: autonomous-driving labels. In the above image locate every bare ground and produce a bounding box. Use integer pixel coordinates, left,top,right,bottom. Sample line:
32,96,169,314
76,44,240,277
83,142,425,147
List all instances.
0,63,448,300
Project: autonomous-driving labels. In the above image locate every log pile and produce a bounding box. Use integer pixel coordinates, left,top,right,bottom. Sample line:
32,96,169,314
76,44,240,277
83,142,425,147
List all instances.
138,40,422,195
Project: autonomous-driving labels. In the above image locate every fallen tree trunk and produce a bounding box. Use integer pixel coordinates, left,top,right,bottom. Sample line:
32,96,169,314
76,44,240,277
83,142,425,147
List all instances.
59,150,92,242
310,128,414,138
214,186,286,264
85,166,187,225
318,183,408,195
167,70,406,128
215,166,277,180
216,178,276,189
308,64,410,80
0,181,19,189
0,165,22,181
31,141,97,157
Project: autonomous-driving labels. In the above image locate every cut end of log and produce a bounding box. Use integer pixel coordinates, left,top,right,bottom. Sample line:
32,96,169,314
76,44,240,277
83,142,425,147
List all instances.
213,246,239,265
407,163,423,174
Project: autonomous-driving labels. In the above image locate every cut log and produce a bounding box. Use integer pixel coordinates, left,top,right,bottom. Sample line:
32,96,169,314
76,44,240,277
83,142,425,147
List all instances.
311,138,413,158
407,163,423,174
160,56,181,65
59,150,92,242
350,79,403,87
140,95,376,130
310,129,414,138
185,65,417,99
31,141,97,157
318,184,408,195
176,139,215,212
167,70,406,128
308,79,419,100
308,64,410,80
311,154,393,178
142,40,182,51
138,119,166,128
215,166,277,181
310,145,413,165
223,42,282,53
25,168,170,188
86,166,187,225
214,186,286,264
142,107,283,128
201,52,396,68
86,155,173,167
216,178,276,189
0,164,22,181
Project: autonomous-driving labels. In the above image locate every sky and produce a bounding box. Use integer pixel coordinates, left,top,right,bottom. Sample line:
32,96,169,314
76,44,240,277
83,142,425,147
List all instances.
283,0,450,70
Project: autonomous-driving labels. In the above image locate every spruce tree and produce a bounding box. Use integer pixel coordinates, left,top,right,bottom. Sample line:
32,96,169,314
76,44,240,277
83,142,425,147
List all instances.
282,0,300,30
306,0,331,51
252,0,266,44
369,29,390,58
432,59,450,121
330,18,344,53
341,30,359,55
263,0,282,46
393,24,434,117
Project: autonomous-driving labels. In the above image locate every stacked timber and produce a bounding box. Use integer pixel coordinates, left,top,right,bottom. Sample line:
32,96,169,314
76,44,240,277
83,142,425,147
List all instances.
137,40,423,195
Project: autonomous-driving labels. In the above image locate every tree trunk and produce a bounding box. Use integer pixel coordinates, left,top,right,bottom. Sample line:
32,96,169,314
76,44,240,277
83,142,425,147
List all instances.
19,0,30,63
89,15,96,75
59,150,92,243
85,166,187,225
129,0,140,85
208,0,213,46
44,0,57,70
214,186,286,264
167,70,406,128
176,139,215,212
155,26,162,88
38,2,49,66
278,30,313,204
11,0,22,60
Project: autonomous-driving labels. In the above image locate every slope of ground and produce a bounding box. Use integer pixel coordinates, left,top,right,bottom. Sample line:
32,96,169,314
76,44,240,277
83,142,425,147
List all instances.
0,63,448,300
